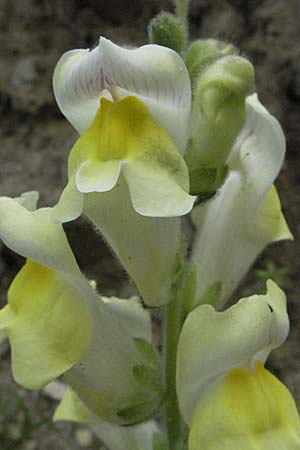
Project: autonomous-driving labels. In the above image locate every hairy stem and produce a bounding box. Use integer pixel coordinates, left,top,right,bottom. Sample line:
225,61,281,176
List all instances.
175,0,189,29
164,292,183,449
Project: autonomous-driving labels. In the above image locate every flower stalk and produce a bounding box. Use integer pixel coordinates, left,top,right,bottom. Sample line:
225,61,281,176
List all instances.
164,295,184,449
175,0,190,31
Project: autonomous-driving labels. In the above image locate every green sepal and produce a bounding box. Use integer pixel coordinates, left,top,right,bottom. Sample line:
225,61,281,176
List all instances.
185,39,236,87
196,281,222,308
132,339,164,417
152,433,168,450
171,238,188,292
117,395,161,424
148,12,187,53
134,338,160,369
133,364,163,392
188,164,228,197
183,265,222,314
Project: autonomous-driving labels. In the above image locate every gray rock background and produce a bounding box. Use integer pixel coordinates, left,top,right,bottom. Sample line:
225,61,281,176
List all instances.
0,0,299,448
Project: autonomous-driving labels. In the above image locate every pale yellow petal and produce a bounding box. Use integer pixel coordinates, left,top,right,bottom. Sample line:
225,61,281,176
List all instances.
3,260,92,389
189,364,300,450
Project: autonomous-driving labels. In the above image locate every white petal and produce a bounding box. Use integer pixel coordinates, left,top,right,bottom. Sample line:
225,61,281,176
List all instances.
84,175,181,307
123,160,195,217
15,191,39,211
76,159,122,193
0,197,79,275
51,175,84,223
190,94,291,307
101,295,152,342
176,280,289,425
53,37,191,152
228,93,285,215
53,49,102,134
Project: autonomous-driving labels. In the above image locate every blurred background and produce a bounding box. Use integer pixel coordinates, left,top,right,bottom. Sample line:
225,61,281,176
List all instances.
0,0,299,449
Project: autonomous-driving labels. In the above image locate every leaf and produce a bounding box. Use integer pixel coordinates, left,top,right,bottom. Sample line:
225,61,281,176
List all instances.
133,365,163,392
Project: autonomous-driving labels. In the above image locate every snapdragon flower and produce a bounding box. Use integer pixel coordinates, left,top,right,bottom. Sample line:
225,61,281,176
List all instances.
177,280,300,448
188,94,292,310
50,37,195,307
52,37,194,220
0,192,162,425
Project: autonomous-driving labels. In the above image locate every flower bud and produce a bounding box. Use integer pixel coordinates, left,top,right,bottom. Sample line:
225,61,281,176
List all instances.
185,55,254,196
148,12,186,53
185,39,236,87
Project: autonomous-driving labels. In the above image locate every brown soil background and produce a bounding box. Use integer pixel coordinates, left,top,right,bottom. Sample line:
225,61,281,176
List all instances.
0,0,299,449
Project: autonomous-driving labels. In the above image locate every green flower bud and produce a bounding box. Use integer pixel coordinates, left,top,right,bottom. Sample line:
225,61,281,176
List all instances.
185,39,236,87
196,55,254,120
148,12,187,53
185,55,254,191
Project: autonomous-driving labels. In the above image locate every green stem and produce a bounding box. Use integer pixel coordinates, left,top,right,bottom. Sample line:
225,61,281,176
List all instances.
175,0,189,29
164,293,183,450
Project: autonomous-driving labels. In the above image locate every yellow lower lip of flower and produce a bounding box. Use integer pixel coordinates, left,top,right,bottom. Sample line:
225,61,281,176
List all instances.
0,259,92,389
189,363,300,450
68,95,187,171
52,94,195,220
69,95,192,209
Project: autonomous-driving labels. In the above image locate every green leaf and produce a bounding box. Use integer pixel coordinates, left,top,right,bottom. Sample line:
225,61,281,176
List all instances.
133,364,163,392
